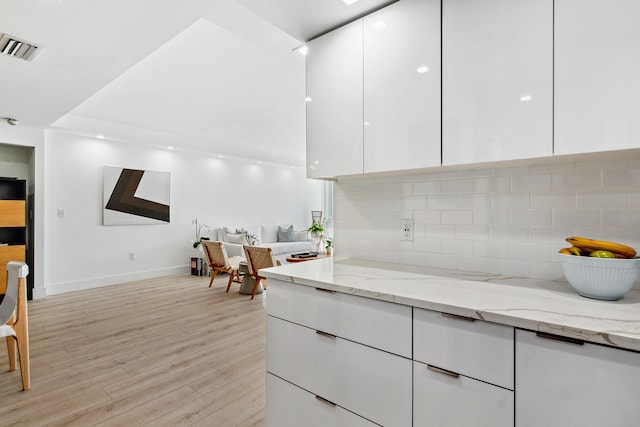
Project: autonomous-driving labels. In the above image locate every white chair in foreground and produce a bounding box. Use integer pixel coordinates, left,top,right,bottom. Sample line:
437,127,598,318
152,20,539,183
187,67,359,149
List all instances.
0,261,30,390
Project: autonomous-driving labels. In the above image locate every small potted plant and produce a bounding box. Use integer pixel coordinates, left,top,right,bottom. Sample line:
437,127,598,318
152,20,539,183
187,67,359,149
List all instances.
325,238,333,255
308,223,324,251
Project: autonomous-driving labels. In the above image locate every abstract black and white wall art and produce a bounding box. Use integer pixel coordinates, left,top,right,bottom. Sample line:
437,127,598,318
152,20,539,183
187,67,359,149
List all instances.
103,167,170,225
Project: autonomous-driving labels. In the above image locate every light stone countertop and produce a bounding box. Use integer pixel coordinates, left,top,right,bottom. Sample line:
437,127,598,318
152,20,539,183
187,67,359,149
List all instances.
260,257,640,352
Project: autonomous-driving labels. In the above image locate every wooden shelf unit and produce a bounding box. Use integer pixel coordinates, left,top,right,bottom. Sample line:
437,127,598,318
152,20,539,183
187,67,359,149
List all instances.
0,178,26,293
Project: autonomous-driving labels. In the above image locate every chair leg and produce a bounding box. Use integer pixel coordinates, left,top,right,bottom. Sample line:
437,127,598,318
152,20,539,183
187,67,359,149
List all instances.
6,334,16,371
14,277,30,391
226,271,235,293
209,269,218,288
251,278,261,300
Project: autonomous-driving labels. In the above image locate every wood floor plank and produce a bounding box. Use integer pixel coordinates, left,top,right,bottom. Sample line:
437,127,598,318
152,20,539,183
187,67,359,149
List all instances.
0,273,267,426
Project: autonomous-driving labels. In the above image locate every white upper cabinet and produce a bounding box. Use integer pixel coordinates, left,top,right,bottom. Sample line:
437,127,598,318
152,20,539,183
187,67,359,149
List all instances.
306,20,363,179
442,0,553,166
554,0,640,155
363,0,441,173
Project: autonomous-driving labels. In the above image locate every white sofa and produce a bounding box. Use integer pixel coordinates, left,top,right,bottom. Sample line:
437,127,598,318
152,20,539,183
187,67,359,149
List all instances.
214,224,315,264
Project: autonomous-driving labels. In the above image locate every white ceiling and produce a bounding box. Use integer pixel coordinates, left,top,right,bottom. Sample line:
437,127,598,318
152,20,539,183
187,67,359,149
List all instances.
0,0,396,166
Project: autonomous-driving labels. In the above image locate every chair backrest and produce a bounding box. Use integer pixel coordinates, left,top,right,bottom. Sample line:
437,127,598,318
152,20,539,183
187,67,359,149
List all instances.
243,245,277,278
0,262,28,325
202,241,231,269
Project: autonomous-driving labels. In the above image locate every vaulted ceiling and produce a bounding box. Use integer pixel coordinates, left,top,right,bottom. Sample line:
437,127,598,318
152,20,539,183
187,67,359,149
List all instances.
0,0,395,166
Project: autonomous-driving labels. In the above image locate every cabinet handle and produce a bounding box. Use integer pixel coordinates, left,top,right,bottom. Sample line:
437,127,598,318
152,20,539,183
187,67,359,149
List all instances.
315,287,335,294
441,312,476,322
536,331,584,346
315,395,336,407
427,364,460,378
316,330,336,339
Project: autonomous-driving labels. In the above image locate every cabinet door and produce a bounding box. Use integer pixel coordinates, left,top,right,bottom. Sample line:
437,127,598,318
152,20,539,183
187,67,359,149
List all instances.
442,0,553,165
306,20,363,178
516,329,640,427
414,308,514,390
414,361,514,427
267,316,412,427
363,0,441,173
554,0,640,155
267,279,412,358
266,374,377,427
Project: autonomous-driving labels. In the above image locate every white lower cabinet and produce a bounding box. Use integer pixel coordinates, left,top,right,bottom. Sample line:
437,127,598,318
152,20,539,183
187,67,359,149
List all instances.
266,374,376,427
414,361,514,427
516,329,640,427
267,315,412,426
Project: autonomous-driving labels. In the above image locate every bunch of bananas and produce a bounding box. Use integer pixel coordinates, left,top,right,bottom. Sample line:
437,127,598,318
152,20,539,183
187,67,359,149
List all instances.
559,236,637,259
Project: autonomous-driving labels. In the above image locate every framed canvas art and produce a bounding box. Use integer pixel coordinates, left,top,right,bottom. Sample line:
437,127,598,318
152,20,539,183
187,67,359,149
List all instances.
103,166,170,225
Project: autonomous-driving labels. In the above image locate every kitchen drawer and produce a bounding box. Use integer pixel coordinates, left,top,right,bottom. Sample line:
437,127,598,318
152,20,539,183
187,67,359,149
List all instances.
267,316,412,427
266,374,377,427
267,279,411,358
414,361,514,427
414,307,514,389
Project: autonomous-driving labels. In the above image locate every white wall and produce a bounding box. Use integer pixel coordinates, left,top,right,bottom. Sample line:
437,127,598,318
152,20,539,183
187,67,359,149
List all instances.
44,129,322,295
334,150,640,282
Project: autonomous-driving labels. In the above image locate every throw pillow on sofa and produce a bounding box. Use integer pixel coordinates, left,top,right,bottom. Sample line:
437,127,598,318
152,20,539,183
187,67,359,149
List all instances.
226,232,248,245
238,227,261,245
295,230,309,241
277,225,295,242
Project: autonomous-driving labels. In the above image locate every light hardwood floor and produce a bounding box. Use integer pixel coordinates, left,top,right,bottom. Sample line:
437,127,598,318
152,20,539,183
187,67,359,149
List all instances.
0,274,266,426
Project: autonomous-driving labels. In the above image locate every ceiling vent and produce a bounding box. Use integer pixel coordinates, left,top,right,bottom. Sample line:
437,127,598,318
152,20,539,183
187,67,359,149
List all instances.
0,33,42,62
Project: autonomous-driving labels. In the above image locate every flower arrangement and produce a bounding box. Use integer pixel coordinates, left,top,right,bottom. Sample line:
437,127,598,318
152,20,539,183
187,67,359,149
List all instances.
192,218,210,248
308,222,324,235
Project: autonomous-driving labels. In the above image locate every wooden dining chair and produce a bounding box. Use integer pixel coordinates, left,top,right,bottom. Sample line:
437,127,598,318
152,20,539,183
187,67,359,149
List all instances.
243,245,280,300
0,261,30,391
201,241,244,292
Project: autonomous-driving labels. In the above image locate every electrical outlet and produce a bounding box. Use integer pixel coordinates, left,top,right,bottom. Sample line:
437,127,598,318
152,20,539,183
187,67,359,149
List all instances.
401,219,413,241
129,252,135,261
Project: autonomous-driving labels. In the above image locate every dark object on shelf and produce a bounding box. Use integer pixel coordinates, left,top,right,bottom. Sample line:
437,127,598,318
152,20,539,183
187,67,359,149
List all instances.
291,251,320,258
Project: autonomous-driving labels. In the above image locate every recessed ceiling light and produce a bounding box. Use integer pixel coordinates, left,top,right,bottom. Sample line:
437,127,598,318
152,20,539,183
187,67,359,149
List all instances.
363,121,371,126
342,0,360,5
305,96,313,102
371,21,387,30
416,66,429,74
520,94,533,102
217,155,224,158
96,134,105,139
257,161,262,164
167,146,173,150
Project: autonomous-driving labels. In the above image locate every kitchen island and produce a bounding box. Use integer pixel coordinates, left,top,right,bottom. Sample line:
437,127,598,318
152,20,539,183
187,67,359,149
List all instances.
261,258,640,427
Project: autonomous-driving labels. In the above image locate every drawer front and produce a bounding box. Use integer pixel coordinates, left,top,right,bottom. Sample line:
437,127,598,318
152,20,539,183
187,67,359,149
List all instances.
266,374,377,427
267,316,412,426
516,329,640,426
267,279,412,357
414,307,514,389
414,361,514,427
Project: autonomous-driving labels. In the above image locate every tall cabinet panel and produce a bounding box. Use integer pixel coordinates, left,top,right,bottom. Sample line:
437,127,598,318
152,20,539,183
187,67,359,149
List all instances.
363,0,441,173
442,0,553,166
555,0,640,155
0,178,26,294
306,20,363,179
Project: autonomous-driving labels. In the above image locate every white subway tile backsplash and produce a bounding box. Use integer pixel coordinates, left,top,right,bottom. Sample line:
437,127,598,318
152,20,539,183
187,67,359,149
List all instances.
413,180,441,195
552,171,602,190
511,209,552,227
531,191,576,209
442,178,474,194
577,189,627,208
474,176,511,193
457,193,491,209
552,209,601,227
492,192,530,209
442,210,473,225
441,239,473,256
511,174,552,192
427,194,457,209
335,151,640,282
473,209,510,225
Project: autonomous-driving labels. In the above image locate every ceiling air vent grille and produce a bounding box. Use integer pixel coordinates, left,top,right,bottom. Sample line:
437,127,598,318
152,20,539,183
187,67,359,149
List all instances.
0,33,41,61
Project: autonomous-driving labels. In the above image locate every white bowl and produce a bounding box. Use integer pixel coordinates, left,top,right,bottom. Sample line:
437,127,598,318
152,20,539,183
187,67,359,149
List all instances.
560,253,640,300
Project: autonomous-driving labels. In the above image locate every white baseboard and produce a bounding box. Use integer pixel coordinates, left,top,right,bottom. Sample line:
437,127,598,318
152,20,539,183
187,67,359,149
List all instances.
44,265,190,296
